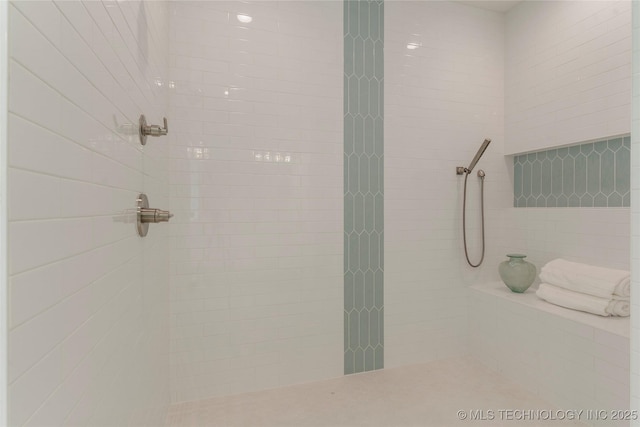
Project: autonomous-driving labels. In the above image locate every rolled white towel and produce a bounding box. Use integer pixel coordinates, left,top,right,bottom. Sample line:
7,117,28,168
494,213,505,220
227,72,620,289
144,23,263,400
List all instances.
536,283,629,317
615,280,631,298
607,299,631,317
539,259,630,299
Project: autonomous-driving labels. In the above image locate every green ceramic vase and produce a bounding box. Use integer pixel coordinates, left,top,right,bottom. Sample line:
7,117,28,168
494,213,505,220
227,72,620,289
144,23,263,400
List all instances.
498,254,536,293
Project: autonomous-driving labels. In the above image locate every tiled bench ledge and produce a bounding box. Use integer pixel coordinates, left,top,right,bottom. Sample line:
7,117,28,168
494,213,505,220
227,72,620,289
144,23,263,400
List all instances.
469,282,630,427
470,282,629,338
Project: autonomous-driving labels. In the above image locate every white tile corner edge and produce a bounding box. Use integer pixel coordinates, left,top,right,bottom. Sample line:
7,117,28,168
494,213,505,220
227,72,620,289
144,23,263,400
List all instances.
632,0,640,423
0,0,8,424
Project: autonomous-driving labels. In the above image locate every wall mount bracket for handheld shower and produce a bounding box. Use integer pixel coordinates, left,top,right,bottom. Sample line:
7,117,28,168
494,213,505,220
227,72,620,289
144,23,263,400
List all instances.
139,114,168,146
456,167,486,177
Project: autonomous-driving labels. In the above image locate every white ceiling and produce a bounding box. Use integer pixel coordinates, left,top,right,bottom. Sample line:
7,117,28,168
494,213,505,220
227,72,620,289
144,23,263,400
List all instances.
456,1,522,13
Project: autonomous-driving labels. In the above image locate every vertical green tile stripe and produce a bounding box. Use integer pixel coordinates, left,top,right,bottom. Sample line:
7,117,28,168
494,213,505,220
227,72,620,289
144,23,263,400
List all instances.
344,0,383,375
513,135,630,207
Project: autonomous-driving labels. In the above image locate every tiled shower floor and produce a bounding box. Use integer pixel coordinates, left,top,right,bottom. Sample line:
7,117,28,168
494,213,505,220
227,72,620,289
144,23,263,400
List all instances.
166,357,587,426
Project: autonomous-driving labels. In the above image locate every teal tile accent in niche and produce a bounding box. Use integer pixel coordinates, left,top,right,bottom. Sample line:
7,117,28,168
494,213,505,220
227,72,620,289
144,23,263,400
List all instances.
513,136,630,207
344,0,383,375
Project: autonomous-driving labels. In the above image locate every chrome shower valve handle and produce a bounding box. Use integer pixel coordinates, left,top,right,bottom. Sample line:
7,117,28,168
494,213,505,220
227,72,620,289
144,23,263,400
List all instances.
136,193,173,237
139,115,168,145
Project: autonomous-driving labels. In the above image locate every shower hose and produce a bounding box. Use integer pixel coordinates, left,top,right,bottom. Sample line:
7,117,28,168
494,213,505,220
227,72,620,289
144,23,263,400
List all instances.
462,170,485,268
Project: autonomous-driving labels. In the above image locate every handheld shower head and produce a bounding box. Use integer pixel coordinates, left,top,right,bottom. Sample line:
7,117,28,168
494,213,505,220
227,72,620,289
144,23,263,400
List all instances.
466,138,491,173
460,138,491,268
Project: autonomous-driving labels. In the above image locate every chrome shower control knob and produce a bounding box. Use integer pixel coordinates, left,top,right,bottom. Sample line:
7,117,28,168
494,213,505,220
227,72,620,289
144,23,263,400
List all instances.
139,115,168,145
136,194,172,237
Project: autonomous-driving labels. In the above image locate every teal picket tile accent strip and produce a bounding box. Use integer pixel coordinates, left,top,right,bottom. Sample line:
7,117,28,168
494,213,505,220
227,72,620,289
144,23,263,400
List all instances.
514,136,630,207
344,0,384,375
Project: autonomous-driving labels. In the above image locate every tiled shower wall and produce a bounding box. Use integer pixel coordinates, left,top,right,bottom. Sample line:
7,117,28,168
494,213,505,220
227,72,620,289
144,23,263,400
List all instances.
7,1,170,425
0,0,637,423
505,0,631,154
168,1,343,402
384,1,511,368
499,0,632,275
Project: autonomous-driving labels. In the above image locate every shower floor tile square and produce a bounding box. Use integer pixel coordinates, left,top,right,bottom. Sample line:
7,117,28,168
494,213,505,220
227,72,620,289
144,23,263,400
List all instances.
166,357,587,426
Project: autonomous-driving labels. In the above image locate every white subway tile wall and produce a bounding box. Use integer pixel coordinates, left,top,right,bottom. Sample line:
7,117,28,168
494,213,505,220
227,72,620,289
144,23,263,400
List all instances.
630,0,640,422
505,0,632,155
496,208,630,274
384,1,512,368
168,1,343,403
7,0,170,425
